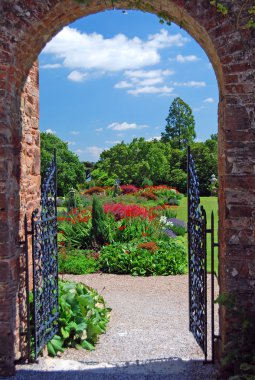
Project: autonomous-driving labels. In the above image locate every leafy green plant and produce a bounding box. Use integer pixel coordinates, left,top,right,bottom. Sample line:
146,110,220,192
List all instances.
161,207,177,219
141,177,153,187
47,280,111,356
58,249,100,274
99,238,187,276
169,223,186,237
58,210,92,249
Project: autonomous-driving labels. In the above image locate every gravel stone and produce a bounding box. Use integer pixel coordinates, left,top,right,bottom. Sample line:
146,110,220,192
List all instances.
4,274,219,379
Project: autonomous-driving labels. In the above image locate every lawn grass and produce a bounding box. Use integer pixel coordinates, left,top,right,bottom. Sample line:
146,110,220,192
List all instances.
57,206,67,213
176,196,218,273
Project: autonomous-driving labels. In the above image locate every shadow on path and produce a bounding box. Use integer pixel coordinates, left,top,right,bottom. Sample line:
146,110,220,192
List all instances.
1,357,218,380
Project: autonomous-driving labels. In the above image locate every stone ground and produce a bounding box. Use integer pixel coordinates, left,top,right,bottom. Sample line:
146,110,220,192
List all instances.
3,274,219,379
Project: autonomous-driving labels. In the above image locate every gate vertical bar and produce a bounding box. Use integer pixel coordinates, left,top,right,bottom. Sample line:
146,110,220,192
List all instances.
31,209,37,358
187,146,191,332
54,149,59,313
211,211,215,363
202,206,208,362
24,215,31,359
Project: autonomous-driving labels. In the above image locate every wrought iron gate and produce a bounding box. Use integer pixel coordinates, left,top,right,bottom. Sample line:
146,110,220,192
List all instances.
31,150,58,358
187,146,217,363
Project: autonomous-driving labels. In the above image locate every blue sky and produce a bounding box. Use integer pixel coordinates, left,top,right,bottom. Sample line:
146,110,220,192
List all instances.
39,10,218,162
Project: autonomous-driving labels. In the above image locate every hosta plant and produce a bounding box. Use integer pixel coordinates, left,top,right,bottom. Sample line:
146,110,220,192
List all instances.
47,280,111,356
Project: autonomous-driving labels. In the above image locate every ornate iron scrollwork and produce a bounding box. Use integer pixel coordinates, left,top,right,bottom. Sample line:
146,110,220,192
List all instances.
187,146,207,360
32,150,58,358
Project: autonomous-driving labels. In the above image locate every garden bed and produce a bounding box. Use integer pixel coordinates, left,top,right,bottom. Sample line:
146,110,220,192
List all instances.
57,185,187,276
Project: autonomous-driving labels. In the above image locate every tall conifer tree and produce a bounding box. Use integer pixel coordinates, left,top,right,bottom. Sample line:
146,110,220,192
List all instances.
161,97,196,149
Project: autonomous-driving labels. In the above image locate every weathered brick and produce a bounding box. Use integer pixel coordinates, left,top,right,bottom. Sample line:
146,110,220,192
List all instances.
0,0,254,375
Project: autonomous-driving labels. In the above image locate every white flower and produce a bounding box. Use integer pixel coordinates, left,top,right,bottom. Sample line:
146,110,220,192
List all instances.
159,216,167,224
159,216,173,228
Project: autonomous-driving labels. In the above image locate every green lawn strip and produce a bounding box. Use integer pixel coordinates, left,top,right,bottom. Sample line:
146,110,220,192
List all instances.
176,196,218,273
57,206,67,213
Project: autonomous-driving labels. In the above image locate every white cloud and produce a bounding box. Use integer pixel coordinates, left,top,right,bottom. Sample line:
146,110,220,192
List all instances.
146,30,189,49
125,69,174,79
146,136,161,141
203,97,214,103
75,146,106,160
67,141,76,146
137,77,164,86
43,26,188,72
71,131,80,135
115,69,174,96
85,146,105,157
128,86,173,96
107,122,149,131
175,54,199,63
95,128,103,132
45,129,56,134
105,140,121,144
114,81,134,89
172,81,206,87
41,63,62,69
68,70,88,82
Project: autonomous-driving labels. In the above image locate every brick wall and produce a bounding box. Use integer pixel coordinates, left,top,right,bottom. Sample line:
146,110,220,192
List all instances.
0,0,254,375
17,61,41,362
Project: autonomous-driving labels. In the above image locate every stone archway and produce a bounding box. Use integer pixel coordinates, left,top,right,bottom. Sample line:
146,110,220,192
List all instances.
0,0,255,376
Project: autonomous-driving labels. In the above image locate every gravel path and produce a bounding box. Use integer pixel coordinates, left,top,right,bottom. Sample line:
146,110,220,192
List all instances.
4,274,219,379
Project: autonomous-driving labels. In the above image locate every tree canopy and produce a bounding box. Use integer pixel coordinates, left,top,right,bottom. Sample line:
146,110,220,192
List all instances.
92,138,173,187
91,136,218,195
41,132,85,196
161,97,196,149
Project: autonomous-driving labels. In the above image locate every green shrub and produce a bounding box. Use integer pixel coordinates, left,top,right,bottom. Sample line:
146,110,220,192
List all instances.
58,249,99,274
58,211,92,249
141,177,153,187
91,196,109,247
170,224,186,236
99,238,187,276
47,280,111,356
160,208,177,219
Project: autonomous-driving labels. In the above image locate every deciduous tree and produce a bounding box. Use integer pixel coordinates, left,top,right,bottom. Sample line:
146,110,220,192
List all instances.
41,132,85,196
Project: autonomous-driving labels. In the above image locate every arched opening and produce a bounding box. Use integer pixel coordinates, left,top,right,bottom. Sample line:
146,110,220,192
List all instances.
0,1,254,376
36,7,219,366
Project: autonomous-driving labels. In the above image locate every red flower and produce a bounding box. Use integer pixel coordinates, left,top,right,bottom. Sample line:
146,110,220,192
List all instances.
104,203,151,220
119,225,127,231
